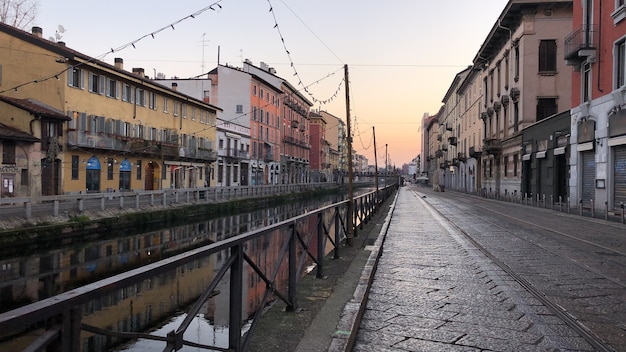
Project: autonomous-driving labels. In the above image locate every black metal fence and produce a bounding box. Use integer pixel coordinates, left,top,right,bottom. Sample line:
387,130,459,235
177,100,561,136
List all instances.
0,184,397,352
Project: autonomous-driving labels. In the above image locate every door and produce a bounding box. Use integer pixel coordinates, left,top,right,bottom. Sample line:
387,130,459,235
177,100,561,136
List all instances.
145,163,155,190
85,157,101,193
555,154,568,203
581,151,595,206
613,146,626,209
1,174,15,197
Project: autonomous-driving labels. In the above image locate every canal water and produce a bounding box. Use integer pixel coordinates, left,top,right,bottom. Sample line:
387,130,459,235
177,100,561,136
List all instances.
0,189,367,352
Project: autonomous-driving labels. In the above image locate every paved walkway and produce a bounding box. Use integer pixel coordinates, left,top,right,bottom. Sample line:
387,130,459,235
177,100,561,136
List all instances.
332,186,592,352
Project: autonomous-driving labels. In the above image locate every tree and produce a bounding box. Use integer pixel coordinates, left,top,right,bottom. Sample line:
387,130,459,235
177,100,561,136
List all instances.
0,0,39,30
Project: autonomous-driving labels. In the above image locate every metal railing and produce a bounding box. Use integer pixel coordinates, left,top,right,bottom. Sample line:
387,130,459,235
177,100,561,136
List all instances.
0,184,397,352
0,183,336,221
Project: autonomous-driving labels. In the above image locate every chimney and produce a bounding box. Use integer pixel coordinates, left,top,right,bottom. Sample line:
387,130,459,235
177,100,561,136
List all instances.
171,82,178,91
32,26,43,38
132,68,145,78
57,41,66,47
114,58,124,70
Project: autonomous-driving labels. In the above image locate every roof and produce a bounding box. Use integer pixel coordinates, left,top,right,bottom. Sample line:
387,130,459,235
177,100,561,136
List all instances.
472,0,573,65
0,96,70,120
0,22,222,113
0,122,39,142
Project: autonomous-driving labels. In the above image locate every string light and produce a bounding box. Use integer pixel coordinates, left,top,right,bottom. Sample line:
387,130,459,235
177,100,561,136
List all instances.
265,0,343,106
0,1,225,95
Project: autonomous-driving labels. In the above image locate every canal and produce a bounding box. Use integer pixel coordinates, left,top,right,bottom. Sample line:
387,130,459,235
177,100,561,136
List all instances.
0,188,372,352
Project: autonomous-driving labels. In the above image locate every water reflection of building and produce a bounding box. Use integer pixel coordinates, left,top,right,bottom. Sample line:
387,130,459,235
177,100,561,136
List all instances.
1,199,331,351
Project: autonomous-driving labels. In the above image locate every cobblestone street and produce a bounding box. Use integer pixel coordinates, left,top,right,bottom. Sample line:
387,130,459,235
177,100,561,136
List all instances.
350,186,600,351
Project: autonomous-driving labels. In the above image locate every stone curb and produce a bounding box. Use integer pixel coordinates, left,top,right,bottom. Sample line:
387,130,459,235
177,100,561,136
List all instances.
327,190,399,351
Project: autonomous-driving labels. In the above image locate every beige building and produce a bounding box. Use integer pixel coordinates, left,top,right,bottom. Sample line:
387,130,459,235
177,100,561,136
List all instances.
0,24,220,195
319,110,346,182
476,0,573,197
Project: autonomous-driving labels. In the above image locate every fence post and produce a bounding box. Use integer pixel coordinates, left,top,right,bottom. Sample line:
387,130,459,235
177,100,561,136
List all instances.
334,206,341,259
317,213,325,279
54,200,59,217
136,193,140,209
229,244,243,351
287,223,298,312
119,194,124,209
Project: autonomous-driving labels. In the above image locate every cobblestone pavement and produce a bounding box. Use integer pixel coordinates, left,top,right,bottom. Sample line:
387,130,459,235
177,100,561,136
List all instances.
352,186,593,352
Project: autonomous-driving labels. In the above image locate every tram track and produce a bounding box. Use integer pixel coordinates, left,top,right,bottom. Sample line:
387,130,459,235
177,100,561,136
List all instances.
410,189,622,352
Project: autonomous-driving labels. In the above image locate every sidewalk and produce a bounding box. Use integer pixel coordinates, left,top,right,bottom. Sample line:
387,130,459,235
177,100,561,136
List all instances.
329,185,592,352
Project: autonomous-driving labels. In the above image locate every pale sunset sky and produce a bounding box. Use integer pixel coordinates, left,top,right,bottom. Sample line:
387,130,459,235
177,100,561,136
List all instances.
35,0,509,167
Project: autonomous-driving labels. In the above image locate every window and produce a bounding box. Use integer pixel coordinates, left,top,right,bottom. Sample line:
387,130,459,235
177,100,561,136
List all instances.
163,97,169,113
72,155,79,180
136,160,142,180
539,40,557,72
236,104,243,114
173,101,179,116
513,154,518,177
514,43,520,81
536,98,557,121
68,66,83,89
504,156,509,178
88,73,104,94
122,84,133,102
582,62,592,102
617,39,626,89
149,92,157,110
260,88,264,99
191,107,196,121
107,158,114,180
182,104,187,118
136,89,146,106
106,78,118,98
2,141,15,164
21,169,28,186
253,85,257,96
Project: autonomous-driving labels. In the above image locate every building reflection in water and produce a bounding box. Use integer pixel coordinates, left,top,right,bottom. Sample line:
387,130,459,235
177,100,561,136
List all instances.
0,195,342,352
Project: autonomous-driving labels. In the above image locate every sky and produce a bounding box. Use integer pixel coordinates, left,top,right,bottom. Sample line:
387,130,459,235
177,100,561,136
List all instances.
34,0,509,167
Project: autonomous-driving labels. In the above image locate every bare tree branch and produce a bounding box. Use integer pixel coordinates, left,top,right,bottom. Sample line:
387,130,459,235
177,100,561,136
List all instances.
0,0,39,30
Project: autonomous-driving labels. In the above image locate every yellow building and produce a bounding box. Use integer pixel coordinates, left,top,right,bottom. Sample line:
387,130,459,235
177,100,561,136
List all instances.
0,23,220,195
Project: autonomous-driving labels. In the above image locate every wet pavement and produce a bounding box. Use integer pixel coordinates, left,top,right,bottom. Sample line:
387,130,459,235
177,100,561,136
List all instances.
330,185,596,352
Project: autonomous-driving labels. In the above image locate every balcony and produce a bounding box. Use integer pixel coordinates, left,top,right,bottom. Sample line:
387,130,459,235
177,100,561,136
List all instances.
564,24,598,66
218,148,249,160
483,138,502,155
469,146,482,159
441,143,448,151
445,123,453,131
457,152,466,162
448,136,457,146
291,120,299,129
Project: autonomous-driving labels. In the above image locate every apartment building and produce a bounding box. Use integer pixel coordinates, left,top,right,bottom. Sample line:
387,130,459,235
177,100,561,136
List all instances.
0,24,220,196
308,110,328,182
566,0,626,212
438,67,472,192
242,61,312,185
318,110,346,182
472,0,573,197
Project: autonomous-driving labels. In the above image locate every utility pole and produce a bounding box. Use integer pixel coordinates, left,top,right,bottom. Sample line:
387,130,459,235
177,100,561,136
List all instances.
384,144,388,189
373,126,379,194
345,64,354,246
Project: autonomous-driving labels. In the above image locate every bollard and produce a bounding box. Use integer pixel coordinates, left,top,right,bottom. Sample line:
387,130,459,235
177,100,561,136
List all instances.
559,196,562,212
54,200,59,217
537,193,540,207
579,199,583,216
605,201,609,221
621,202,625,224
591,199,595,218
567,197,570,213
550,195,554,210
543,194,546,208
25,202,32,220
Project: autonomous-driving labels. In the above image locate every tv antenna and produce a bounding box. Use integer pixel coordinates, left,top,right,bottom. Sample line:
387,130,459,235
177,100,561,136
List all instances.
49,24,66,42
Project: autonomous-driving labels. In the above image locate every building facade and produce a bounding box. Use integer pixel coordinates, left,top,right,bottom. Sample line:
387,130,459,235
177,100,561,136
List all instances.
0,24,220,196
566,0,626,212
